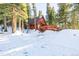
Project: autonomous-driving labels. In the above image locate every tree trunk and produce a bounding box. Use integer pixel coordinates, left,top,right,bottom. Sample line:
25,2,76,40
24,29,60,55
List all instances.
32,3,37,30
19,18,21,31
21,20,24,31
12,7,17,33
34,18,37,30
3,16,7,32
72,12,78,29
75,14,78,29
64,20,67,29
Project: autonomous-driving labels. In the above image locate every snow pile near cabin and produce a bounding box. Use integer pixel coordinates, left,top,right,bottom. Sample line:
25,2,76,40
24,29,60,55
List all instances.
0,29,79,56
12,30,23,36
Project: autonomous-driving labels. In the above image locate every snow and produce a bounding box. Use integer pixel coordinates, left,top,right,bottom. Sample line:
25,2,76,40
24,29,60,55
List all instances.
12,30,23,36
0,29,79,56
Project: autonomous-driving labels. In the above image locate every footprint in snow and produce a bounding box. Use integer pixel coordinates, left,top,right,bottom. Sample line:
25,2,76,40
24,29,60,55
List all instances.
41,46,45,48
24,51,29,56
41,44,48,48
73,34,76,36
0,50,2,51
41,45,47,48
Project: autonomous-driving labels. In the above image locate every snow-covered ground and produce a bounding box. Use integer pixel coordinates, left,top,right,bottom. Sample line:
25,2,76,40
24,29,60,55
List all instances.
0,28,79,56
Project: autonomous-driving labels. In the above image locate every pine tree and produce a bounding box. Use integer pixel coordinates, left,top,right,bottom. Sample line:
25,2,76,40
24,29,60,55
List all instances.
0,3,28,33
71,3,79,29
38,10,42,17
51,7,56,25
32,3,37,30
11,3,28,33
0,4,11,32
47,3,56,25
58,3,71,29
27,3,31,20
47,3,52,25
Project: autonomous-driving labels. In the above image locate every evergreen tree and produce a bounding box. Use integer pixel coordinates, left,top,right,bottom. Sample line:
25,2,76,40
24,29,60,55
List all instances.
58,3,71,28
51,7,56,25
27,3,31,20
71,3,79,29
47,3,56,25
0,4,12,32
0,3,28,33
32,3,37,30
32,3,37,17
38,10,42,17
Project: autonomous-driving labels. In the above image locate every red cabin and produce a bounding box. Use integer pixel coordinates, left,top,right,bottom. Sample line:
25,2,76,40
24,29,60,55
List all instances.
28,16,61,32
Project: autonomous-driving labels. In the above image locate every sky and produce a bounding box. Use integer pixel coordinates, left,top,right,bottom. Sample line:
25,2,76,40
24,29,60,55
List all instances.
30,3,59,17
